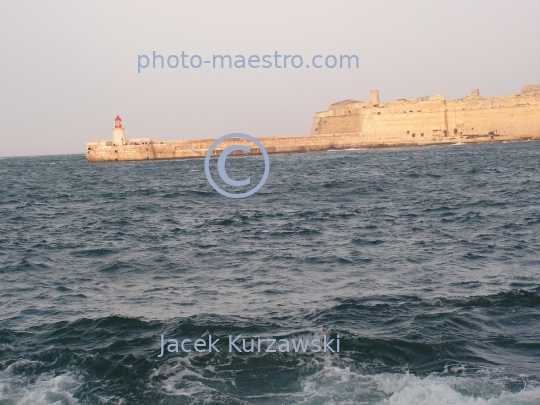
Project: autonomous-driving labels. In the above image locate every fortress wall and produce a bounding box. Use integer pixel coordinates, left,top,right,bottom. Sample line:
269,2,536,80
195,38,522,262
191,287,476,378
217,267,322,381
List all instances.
310,116,321,134
313,114,362,134
360,103,447,141
447,105,540,137
312,92,540,142
447,98,540,137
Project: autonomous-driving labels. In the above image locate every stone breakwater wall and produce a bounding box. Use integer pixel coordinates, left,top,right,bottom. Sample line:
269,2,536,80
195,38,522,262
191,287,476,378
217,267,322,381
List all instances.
86,85,540,162
86,131,540,163
86,134,396,162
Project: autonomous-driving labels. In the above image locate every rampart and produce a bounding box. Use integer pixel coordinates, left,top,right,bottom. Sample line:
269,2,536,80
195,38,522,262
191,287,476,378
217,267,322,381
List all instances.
311,85,540,141
86,85,540,162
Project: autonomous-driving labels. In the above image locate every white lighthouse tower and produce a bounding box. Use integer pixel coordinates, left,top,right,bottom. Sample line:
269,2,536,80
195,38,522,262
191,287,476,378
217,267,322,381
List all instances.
112,116,126,145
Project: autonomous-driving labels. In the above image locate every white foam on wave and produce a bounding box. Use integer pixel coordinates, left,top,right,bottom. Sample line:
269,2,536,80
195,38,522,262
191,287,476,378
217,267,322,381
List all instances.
150,353,540,404
374,372,539,405
298,363,540,405
0,360,81,405
151,354,235,400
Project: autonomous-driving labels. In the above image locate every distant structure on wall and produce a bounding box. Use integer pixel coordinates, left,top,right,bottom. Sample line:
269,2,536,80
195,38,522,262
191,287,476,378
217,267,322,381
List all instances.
86,85,540,162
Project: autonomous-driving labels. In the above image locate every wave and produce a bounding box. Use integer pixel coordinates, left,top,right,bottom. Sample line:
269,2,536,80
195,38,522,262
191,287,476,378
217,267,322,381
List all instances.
2,359,537,404
372,372,540,405
0,362,81,405
0,287,539,404
299,367,540,405
152,357,540,404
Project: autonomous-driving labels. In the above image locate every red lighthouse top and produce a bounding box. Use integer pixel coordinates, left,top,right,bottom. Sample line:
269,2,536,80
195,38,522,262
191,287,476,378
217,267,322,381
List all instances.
114,116,122,128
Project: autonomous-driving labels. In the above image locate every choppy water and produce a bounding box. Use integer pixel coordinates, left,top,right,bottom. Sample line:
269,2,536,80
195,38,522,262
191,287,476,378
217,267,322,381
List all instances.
1,142,539,404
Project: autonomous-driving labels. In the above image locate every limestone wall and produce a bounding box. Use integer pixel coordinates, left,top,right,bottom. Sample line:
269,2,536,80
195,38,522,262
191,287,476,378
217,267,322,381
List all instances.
360,99,447,141
87,130,539,163
313,115,363,135
86,139,156,162
311,86,540,142
446,96,540,138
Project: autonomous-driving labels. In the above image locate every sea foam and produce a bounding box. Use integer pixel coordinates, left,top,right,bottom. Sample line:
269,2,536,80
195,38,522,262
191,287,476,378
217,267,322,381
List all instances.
0,362,80,405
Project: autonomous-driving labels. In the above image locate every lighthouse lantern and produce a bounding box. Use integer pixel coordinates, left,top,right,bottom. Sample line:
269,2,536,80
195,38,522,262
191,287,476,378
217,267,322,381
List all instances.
114,116,122,128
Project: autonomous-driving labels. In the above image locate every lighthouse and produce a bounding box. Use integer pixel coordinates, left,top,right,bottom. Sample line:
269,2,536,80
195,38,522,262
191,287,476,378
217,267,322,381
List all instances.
112,116,126,145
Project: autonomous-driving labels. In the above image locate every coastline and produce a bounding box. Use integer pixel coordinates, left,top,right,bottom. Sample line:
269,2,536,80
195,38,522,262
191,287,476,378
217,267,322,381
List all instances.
86,132,540,162
86,85,540,163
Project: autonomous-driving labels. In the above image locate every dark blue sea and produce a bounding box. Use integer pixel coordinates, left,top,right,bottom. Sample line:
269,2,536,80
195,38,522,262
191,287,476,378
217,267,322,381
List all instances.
1,141,539,404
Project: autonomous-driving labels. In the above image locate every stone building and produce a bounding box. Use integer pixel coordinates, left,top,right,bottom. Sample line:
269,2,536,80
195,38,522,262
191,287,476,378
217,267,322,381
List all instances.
311,85,540,141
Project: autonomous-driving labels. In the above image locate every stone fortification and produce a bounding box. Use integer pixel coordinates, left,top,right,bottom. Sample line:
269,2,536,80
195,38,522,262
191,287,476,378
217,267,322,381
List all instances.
311,85,540,142
86,85,540,162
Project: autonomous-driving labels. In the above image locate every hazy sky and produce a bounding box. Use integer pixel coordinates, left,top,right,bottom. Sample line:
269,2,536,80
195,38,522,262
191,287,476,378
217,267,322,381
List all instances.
1,0,539,157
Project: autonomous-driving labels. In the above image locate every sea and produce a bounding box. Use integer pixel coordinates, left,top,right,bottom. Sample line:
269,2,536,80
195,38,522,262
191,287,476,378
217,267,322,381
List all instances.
1,141,539,404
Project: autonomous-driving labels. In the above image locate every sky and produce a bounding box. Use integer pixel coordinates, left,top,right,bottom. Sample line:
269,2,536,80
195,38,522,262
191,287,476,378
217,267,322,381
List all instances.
0,0,539,157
